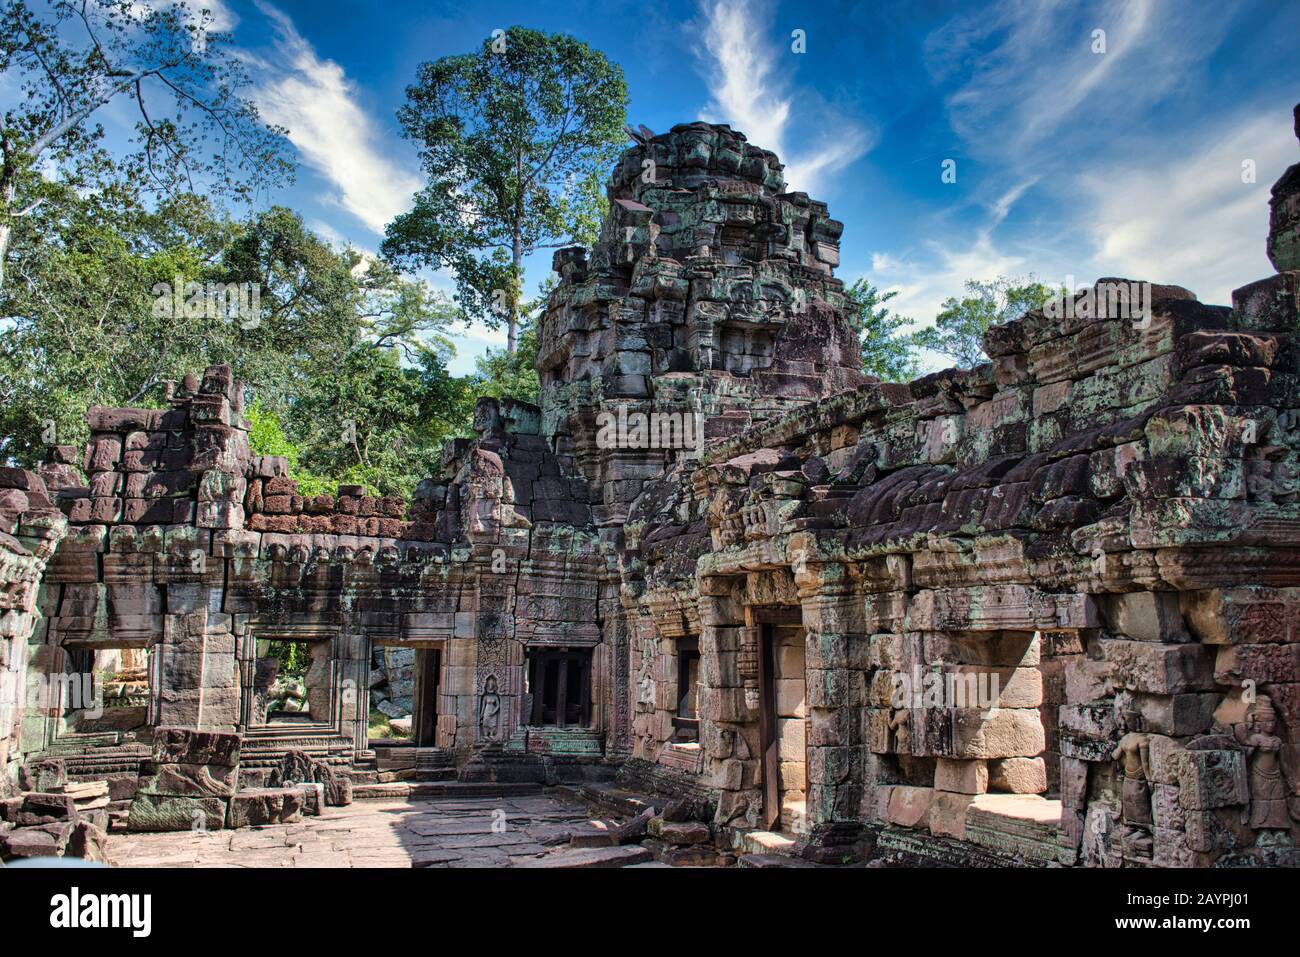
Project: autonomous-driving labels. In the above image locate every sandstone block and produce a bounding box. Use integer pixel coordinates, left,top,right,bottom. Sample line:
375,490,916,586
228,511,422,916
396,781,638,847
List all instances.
988,757,1047,794
227,788,305,828
885,785,933,827
934,758,988,794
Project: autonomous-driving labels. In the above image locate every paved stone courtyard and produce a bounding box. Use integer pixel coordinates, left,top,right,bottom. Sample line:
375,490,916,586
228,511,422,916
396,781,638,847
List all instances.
105,792,622,868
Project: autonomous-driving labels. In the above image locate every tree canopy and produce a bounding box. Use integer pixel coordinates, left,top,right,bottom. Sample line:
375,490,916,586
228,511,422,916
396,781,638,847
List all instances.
844,278,925,382
0,0,294,289
0,181,472,495
915,276,1056,368
382,26,628,353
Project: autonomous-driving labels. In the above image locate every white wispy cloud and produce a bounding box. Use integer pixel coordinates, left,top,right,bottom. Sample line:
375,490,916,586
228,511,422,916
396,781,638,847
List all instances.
924,0,1233,164
247,2,420,236
693,0,873,194
861,0,1284,355
1081,108,1295,303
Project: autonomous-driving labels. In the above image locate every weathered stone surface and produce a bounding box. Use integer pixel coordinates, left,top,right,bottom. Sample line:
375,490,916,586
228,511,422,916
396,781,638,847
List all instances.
153,728,241,767
226,788,304,828
127,793,227,832
988,757,1048,794
2,104,1299,872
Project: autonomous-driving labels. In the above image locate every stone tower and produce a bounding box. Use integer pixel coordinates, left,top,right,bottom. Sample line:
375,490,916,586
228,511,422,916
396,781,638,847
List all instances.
538,122,866,536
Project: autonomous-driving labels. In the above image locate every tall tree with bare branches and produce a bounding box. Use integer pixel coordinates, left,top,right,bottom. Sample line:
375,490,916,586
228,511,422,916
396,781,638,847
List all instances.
0,0,293,290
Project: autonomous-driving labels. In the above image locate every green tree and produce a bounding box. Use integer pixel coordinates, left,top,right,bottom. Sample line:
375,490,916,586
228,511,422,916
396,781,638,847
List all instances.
471,317,540,405
283,346,474,498
0,0,293,290
469,277,551,404
844,278,924,382
0,189,469,494
382,26,628,354
0,181,243,460
915,276,1055,368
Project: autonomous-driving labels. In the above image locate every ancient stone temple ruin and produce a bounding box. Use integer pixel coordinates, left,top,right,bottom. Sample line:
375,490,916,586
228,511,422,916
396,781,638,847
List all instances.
2,106,1299,867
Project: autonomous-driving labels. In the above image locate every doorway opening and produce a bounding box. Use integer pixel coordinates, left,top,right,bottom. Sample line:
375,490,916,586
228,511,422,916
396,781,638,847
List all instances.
368,644,441,748
757,616,808,835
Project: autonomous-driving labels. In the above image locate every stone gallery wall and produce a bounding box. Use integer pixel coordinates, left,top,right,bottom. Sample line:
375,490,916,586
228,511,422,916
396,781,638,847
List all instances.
4,108,1299,865
0,471,66,795
620,108,1300,866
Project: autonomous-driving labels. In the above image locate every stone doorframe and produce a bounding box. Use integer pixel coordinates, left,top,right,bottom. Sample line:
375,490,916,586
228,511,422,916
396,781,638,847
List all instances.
698,561,867,840
363,638,448,750
236,623,346,735
27,630,159,754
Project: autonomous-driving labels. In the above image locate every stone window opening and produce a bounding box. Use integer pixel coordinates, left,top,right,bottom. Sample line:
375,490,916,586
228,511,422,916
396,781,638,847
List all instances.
525,648,592,728
250,639,332,728
51,644,153,740
672,636,700,743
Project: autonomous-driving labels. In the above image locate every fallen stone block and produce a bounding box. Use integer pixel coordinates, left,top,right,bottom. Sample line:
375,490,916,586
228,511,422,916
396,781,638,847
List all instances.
14,792,79,826
648,818,711,846
127,793,227,832
226,788,304,828
295,782,325,816
143,761,239,797
0,822,72,860
514,844,654,868
152,727,241,767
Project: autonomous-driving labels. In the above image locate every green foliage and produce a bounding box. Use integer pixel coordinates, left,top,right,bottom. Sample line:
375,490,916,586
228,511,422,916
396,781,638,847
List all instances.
844,278,925,382
914,277,1056,368
1,183,473,496
284,346,475,499
244,400,334,497
471,320,540,405
0,0,293,290
468,278,549,404
382,26,628,352
0,184,247,459
266,641,309,678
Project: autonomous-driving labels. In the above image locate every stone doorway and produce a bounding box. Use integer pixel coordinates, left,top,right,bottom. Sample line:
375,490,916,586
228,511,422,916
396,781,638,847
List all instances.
368,642,442,749
757,616,808,835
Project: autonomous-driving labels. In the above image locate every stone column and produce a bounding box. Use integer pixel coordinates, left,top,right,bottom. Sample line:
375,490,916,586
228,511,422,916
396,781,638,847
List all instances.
796,557,870,840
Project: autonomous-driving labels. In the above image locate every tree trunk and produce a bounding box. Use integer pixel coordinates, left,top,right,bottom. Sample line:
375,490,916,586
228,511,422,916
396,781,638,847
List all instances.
508,227,522,355
0,157,14,294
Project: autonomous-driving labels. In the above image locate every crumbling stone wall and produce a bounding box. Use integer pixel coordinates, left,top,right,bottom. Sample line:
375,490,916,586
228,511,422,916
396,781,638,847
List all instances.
619,107,1300,866
6,108,1300,865
0,470,66,796
18,361,609,794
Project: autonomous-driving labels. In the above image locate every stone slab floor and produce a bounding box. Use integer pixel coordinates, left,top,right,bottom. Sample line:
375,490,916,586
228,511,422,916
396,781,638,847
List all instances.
105,793,610,868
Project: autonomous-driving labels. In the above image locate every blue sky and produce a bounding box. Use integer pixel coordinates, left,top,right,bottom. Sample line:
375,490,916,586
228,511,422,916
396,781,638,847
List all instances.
172,0,1300,373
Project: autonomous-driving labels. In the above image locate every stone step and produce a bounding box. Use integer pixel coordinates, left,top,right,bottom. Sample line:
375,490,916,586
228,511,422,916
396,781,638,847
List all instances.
413,768,458,783
962,794,1070,865
512,844,654,868
737,853,825,868
352,781,543,801
732,828,805,859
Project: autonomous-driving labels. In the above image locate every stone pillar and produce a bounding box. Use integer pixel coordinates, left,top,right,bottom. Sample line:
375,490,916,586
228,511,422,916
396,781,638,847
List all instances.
796,558,869,837
698,576,759,829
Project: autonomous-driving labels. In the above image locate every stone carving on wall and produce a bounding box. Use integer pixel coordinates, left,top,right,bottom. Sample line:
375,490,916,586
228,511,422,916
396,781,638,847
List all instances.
478,675,501,743
1234,695,1293,832
1111,709,1154,857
